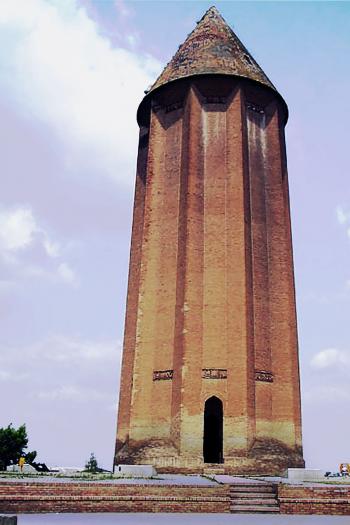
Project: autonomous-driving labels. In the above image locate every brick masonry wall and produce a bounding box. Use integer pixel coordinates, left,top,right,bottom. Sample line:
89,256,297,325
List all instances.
116,74,304,474
2,481,350,515
278,484,350,515
0,482,230,514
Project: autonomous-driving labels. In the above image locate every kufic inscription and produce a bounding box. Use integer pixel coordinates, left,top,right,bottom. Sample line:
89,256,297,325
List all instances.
153,369,174,381
202,368,227,379
255,370,274,383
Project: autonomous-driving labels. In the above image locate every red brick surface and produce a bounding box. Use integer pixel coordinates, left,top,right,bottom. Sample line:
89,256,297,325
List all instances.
278,484,350,515
116,74,304,474
115,6,303,475
0,482,229,514
1,481,350,515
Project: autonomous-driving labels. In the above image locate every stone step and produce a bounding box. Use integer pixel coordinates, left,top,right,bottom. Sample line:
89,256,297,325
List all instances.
229,482,280,514
231,498,278,506
230,491,277,499
230,505,280,514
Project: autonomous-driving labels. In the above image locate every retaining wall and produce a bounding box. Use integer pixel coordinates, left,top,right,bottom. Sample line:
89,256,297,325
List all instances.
1,480,350,515
278,484,350,515
0,482,230,513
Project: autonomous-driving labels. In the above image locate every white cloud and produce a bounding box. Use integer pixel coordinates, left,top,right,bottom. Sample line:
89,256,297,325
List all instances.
0,370,28,382
336,205,349,225
0,334,121,397
0,333,122,467
0,207,37,251
42,335,120,363
43,238,60,258
0,204,79,286
37,385,107,402
311,348,350,369
126,33,140,49
115,0,134,19
0,0,161,185
0,334,121,364
0,371,12,381
57,262,78,286
335,204,350,246
0,280,16,292
0,205,61,257
304,384,350,403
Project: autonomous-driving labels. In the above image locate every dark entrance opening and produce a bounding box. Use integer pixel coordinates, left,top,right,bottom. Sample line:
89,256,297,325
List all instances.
203,396,223,463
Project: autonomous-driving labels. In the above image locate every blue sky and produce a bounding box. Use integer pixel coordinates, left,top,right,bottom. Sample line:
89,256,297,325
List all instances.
0,0,350,471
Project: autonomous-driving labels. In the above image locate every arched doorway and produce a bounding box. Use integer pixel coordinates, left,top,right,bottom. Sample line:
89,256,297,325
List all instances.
203,396,223,463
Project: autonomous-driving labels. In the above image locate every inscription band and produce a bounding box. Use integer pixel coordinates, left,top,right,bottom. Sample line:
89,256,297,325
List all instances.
255,370,274,383
202,368,227,379
153,369,173,381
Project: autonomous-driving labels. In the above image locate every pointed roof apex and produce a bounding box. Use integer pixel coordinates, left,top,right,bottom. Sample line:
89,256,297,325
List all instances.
201,5,225,21
204,6,221,16
148,5,277,95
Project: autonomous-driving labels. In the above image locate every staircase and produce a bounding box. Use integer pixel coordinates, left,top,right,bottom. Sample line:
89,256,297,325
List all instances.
229,482,280,513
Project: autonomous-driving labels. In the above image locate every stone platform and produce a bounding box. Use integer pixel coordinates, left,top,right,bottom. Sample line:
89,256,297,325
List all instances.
0,475,349,515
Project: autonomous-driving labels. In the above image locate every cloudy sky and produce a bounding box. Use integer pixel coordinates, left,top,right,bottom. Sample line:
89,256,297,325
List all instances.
0,0,349,471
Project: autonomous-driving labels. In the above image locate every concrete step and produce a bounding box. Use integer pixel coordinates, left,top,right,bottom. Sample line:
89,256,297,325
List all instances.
230,504,280,513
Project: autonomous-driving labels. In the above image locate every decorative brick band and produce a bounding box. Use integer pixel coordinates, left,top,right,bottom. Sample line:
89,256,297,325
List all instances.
153,370,173,381
152,102,183,113
202,368,227,379
205,96,226,104
247,102,265,114
255,370,273,383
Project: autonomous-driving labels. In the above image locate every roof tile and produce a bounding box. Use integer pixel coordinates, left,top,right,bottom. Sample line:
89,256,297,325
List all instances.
149,6,276,94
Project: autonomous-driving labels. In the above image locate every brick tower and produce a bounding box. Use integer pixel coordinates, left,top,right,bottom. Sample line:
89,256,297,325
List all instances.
115,6,304,475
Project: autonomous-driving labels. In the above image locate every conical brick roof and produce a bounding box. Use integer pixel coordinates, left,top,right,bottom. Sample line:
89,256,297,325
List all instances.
149,6,277,94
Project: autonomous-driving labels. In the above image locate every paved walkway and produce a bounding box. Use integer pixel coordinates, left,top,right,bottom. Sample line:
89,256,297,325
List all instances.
213,474,350,487
3,473,350,488
213,475,269,484
19,513,350,524
0,474,216,485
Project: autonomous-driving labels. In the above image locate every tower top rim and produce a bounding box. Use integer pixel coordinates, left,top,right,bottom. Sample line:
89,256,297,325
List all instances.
146,5,284,101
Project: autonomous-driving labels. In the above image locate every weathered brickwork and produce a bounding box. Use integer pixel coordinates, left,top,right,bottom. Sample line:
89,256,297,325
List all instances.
0,482,229,514
1,482,350,515
115,6,304,474
278,484,350,515
149,7,276,94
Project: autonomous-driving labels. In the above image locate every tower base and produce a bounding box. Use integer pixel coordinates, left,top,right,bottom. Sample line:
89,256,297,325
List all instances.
115,438,304,476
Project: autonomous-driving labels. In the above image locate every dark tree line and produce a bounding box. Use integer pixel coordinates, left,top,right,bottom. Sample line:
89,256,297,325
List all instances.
0,424,37,470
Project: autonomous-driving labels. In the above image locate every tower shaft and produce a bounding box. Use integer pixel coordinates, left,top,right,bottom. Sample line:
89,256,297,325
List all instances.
115,74,304,474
